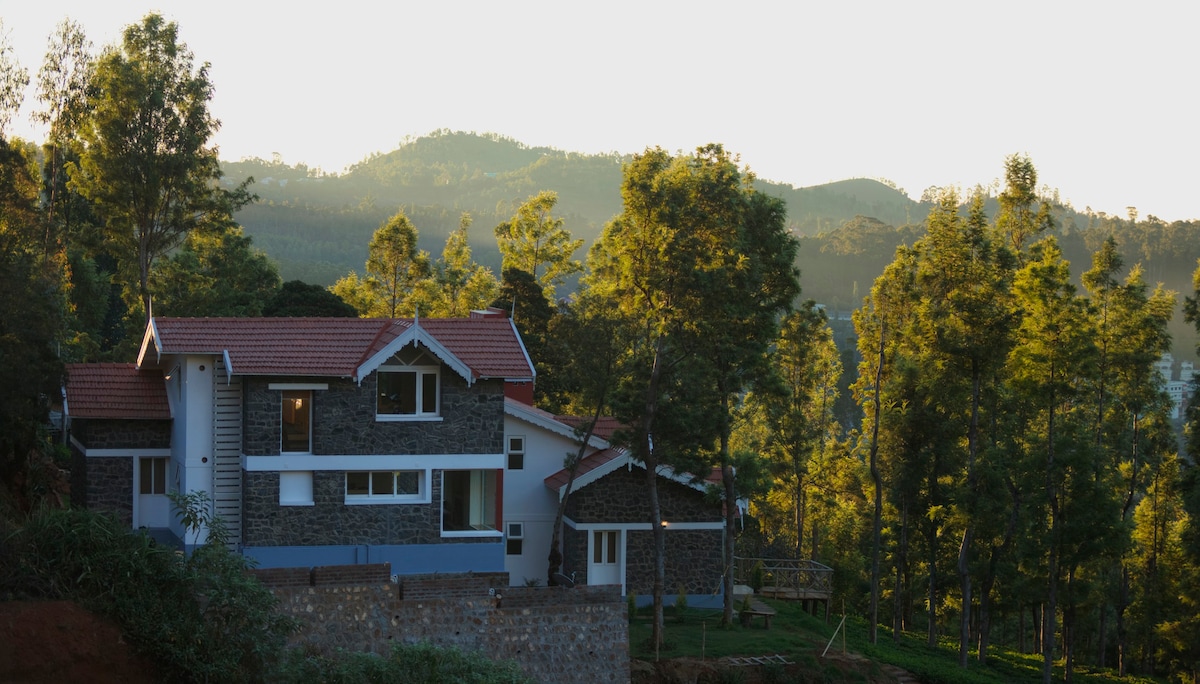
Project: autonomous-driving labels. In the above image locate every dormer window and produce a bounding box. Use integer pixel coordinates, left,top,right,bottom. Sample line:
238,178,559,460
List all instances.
377,348,441,420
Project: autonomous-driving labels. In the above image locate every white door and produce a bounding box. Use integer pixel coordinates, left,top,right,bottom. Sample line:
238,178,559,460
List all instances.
137,457,170,528
589,529,622,588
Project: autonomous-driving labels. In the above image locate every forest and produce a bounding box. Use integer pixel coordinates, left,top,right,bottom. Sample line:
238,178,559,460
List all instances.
2,12,1200,684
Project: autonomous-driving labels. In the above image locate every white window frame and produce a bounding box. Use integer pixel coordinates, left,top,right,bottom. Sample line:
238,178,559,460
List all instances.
506,435,525,470
441,469,502,537
376,365,442,421
344,469,428,504
281,389,313,454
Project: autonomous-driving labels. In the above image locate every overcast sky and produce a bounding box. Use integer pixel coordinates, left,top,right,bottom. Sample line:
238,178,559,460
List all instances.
4,1,1197,220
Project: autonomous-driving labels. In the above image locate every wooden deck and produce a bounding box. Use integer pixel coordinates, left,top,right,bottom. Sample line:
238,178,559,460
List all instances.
736,556,833,619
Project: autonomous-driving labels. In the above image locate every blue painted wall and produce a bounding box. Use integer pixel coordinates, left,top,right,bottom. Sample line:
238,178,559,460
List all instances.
243,542,505,573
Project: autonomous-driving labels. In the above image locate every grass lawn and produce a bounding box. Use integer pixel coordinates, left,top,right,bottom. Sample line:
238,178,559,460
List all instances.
628,599,1167,684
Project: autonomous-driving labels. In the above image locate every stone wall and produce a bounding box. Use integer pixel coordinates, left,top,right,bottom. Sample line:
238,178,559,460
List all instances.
242,373,504,457
256,568,629,684
565,465,723,524
70,418,172,450
71,454,133,527
562,465,725,595
242,470,501,549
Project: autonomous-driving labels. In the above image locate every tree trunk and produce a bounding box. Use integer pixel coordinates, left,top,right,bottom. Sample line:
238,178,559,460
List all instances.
958,368,982,667
893,501,909,643
547,399,606,584
868,320,885,644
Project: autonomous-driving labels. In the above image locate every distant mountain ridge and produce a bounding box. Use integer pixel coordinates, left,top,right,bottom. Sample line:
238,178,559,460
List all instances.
221,130,923,284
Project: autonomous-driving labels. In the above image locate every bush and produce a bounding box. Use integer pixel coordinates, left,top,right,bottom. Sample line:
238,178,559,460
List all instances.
274,642,532,684
0,501,294,683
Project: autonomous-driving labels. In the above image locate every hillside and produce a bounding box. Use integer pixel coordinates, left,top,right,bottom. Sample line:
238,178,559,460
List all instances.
221,130,922,284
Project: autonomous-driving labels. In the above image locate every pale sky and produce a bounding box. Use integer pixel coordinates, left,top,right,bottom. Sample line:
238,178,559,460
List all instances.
4,1,1197,220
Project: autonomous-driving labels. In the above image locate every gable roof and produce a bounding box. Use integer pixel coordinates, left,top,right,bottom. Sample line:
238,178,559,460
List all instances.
551,414,625,442
137,316,534,382
64,363,171,420
504,398,610,450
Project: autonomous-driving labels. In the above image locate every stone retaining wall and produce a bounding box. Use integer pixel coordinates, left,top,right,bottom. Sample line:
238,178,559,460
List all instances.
256,567,628,684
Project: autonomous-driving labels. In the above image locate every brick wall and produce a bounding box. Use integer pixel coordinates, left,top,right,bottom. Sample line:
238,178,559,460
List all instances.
261,570,629,684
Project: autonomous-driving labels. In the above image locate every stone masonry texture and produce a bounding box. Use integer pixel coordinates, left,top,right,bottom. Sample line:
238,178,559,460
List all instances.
257,570,629,684
563,465,725,595
241,373,504,457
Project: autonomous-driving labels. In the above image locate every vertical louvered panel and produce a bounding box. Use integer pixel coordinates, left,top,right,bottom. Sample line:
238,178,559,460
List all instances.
212,358,243,550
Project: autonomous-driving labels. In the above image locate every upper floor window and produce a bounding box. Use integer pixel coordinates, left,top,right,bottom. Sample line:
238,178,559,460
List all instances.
507,435,525,470
377,348,441,420
281,390,312,453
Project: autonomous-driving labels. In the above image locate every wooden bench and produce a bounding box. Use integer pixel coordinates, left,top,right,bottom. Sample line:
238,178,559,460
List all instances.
739,600,776,629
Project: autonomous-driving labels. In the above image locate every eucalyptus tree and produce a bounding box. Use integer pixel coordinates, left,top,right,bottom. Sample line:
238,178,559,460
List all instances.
415,213,499,317
0,19,28,139
152,225,281,317
1083,238,1176,674
70,13,253,320
913,188,1016,665
1007,237,1099,684
747,302,842,561
586,144,787,646
494,190,583,300
332,209,430,317
33,19,92,240
995,154,1054,259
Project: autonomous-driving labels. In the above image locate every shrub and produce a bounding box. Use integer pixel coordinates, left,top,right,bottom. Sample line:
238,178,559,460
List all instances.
0,498,294,683
274,642,532,683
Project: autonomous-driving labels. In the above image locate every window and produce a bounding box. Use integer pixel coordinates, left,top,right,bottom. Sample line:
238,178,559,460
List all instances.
506,522,524,555
139,457,167,495
507,436,525,470
281,390,312,453
442,469,499,533
377,368,439,418
345,470,425,502
280,472,314,506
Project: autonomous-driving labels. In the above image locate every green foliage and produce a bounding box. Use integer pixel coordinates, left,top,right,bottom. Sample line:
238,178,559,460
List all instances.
263,280,358,317
628,593,639,622
0,504,294,683
153,225,281,317
494,190,583,299
273,642,531,684
72,13,254,317
675,584,689,621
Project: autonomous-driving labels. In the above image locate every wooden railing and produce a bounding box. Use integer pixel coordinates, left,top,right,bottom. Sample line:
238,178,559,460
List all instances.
734,556,833,600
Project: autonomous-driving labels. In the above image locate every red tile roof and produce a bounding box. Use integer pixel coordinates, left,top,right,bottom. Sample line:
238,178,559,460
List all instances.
143,316,533,380
552,414,625,442
543,448,625,491
65,363,170,420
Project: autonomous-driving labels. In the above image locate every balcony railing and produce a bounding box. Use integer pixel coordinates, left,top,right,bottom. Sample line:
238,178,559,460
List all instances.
734,556,833,600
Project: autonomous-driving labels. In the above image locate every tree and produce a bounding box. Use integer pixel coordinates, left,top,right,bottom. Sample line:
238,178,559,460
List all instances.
1008,237,1098,684
264,280,357,317
996,154,1053,258
332,209,430,317
152,225,281,317
0,140,64,508
586,146,726,649
415,213,499,317
0,19,29,138
747,302,842,561
494,190,583,300
33,19,92,242
70,13,253,320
